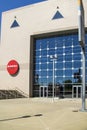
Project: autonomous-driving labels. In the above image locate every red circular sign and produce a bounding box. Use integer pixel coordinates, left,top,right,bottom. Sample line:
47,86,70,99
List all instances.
7,60,19,75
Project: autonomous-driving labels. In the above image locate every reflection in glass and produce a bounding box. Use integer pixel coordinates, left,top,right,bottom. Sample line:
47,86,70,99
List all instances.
33,32,87,97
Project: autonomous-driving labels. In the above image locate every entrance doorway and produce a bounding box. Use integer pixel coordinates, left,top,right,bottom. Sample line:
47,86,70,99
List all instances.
39,86,48,97
72,85,82,98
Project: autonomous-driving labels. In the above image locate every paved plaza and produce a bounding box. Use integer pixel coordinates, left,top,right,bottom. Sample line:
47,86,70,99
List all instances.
0,98,87,130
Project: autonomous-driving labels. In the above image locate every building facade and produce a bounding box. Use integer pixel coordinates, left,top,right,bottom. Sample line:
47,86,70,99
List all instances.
0,0,87,98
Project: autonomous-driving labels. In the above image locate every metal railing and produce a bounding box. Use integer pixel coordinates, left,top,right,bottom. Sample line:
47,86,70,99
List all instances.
0,88,29,100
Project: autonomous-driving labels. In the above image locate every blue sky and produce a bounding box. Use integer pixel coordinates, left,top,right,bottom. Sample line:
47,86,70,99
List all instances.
0,0,46,30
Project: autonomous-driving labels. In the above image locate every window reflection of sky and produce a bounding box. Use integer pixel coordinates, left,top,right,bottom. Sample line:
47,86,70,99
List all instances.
34,33,87,86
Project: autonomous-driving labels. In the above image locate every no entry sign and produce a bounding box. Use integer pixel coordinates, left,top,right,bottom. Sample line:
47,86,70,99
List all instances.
7,60,19,75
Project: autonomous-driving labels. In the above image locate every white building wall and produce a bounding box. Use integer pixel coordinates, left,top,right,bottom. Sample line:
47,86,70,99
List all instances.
0,0,87,96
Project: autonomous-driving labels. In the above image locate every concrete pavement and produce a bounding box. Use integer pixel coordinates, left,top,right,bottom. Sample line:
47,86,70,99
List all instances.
0,98,87,130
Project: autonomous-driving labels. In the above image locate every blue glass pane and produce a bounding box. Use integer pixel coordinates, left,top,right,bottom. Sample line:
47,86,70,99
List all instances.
73,61,81,68
65,69,72,76
65,37,72,46
48,39,55,48
48,63,53,69
73,35,78,45
56,37,64,47
41,64,47,69
41,39,47,49
56,48,63,54
64,47,72,54
48,49,55,55
39,78,47,84
58,55,63,61
73,46,81,53
48,71,53,76
40,58,47,63
48,78,53,84
55,62,63,69
65,62,72,68
65,55,72,61
41,50,47,56
56,70,63,76
41,71,47,76
73,54,81,60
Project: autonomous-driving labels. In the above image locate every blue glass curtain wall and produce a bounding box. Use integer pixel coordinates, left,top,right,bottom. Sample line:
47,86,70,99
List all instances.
33,32,87,97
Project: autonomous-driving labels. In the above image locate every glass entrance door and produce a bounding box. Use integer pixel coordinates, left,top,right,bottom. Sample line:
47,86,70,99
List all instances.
39,86,48,97
72,85,82,98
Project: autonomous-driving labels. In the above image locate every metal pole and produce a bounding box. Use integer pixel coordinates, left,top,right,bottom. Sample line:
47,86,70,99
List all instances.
50,54,58,101
81,48,86,111
78,0,86,111
53,59,55,101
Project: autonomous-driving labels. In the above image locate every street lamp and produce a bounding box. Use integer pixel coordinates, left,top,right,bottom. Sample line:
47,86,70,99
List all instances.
50,54,58,101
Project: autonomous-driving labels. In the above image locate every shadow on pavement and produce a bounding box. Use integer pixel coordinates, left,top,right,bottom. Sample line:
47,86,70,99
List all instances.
0,114,43,122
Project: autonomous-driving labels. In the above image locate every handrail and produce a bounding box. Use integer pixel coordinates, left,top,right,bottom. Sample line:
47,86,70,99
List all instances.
0,90,7,96
0,90,12,99
15,87,29,98
6,89,16,98
0,88,29,99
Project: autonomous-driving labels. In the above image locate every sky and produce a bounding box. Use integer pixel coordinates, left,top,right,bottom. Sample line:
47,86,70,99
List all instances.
0,0,46,30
